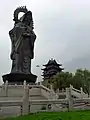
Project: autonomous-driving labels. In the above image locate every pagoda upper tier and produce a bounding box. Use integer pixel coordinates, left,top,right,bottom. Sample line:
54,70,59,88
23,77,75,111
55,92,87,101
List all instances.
42,58,64,80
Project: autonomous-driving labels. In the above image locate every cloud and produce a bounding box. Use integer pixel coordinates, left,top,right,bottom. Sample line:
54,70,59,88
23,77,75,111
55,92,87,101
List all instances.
0,0,90,83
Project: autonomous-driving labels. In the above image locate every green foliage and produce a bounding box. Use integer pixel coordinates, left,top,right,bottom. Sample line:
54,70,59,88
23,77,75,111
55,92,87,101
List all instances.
2,111,90,120
43,68,90,94
52,72,73,90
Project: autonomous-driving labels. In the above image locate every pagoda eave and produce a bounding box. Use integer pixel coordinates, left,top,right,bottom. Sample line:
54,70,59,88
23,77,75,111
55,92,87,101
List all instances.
42,67,64,71
43,64,62,66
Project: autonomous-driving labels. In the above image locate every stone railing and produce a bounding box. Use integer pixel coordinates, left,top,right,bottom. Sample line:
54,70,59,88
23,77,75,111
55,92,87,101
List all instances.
69,84,88,98
0,81,88,99
56,84,88,99
0,87,90,116
0,81,89,117
40,85,58,99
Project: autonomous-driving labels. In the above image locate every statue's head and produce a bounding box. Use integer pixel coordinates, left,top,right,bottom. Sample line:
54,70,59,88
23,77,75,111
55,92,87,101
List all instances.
13,6,33,28
21,11,32,26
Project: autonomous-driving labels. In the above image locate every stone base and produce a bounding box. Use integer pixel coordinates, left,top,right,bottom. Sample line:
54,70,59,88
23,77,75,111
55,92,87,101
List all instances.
2,73,37,84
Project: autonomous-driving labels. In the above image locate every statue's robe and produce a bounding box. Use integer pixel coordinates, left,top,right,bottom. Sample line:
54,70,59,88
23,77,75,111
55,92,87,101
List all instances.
9,22,36,74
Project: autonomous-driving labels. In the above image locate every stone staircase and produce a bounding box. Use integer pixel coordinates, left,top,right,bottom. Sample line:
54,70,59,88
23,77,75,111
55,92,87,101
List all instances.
0,83,88,101
0,82,89,114
0,84,51,101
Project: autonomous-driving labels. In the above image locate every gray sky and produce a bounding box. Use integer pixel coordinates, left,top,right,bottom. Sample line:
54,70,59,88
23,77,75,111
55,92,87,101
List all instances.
0,0,90,84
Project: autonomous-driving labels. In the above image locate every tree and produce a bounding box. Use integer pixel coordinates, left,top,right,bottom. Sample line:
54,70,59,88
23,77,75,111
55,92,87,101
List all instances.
74,69,90,94
52,72,73,90
71,69,84,89
42,68,90,94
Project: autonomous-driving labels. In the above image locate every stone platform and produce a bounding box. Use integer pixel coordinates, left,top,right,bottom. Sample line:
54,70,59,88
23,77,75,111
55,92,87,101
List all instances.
0,82,52,114
2,73,37,84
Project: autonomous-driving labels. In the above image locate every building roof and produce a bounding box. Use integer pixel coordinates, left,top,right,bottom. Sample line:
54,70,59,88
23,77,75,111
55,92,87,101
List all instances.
43,58,62,66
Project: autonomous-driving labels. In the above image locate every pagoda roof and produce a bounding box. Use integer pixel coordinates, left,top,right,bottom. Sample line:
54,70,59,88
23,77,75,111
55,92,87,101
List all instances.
43,58,62,66
41,67,64,71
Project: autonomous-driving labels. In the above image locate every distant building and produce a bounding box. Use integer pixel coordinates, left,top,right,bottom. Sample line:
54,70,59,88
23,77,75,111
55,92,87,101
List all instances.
42,58,64,80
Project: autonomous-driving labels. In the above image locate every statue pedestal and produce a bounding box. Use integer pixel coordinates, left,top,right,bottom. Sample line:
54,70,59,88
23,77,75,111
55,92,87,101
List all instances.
2,73,37,84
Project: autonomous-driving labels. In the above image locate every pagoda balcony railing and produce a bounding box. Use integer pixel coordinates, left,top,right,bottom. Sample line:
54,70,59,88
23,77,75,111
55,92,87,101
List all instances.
42,65,62,70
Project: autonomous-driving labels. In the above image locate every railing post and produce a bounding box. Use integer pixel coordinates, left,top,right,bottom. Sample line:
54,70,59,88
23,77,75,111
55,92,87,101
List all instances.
20,104,23,116
70,84,73,90
50,84,53,91
22,81,29,115
80,87,84,98
57,88,59,93
50,84,54,99
62,88,64,92
68,87,73,111
40,80,42,85
66,88,69,99
23,80,26,89
50,91,53,99
5,80,8,96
